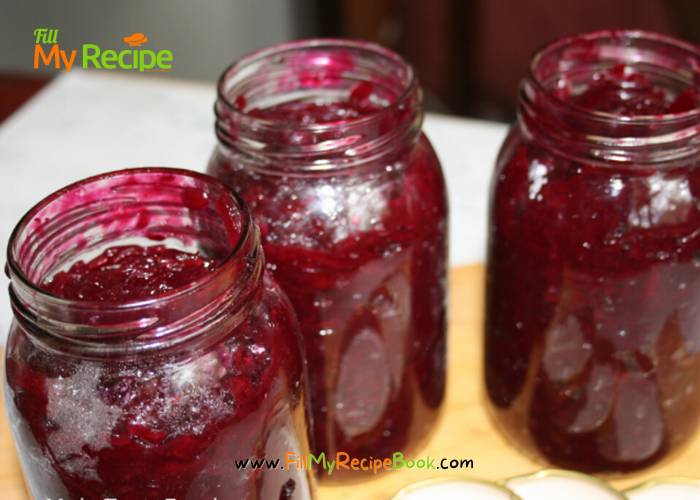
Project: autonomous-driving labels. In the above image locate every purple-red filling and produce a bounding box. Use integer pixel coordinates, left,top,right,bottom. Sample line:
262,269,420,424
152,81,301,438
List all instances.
554,63,699,115
486,63,700,472
7,244,308,499
210,84,448,479
42,245,217,301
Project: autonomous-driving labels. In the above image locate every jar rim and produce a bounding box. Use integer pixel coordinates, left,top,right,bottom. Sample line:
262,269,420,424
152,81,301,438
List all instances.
528,29,700,123
7,167,255,309
215,37,418,131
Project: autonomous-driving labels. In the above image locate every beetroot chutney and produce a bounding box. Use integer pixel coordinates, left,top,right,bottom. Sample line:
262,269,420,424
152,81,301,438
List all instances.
486,31,700,473
4,169,315,500
42,245,218,301
209,40,448,481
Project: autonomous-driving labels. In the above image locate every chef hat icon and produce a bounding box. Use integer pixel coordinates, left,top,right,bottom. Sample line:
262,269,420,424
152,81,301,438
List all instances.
124,33,148,46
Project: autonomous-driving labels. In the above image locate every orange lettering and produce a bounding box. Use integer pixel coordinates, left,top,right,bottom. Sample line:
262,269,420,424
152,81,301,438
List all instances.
336,452,350,470
60,49,76,72
285,452,296,470
34,45,59,68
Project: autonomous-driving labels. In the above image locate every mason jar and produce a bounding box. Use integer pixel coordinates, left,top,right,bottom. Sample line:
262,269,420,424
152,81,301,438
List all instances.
208,39,448,481
4,168,316,499
485,30,700,473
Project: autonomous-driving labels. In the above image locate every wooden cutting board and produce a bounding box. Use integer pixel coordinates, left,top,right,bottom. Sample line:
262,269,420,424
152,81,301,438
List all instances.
2,265,700,500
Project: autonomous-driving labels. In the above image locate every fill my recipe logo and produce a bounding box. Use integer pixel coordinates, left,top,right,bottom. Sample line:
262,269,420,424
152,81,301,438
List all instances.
33,29,173,73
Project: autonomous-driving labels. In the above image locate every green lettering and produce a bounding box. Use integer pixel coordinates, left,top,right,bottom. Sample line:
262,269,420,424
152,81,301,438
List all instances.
134,50,138,69
309,453,325,468
101,50,117,69
34,29,48,44
393,452,405,469
157,50,173,69
326,460,335,475
118,50,132,69
139,50,156,72
83,44,101,69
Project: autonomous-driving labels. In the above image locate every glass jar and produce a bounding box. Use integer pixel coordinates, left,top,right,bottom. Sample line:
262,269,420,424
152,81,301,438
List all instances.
4,168,316,499
485,30,700,473
208,39,448,481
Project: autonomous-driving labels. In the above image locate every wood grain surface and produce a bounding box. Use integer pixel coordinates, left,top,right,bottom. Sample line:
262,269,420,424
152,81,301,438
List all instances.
2,264,700,500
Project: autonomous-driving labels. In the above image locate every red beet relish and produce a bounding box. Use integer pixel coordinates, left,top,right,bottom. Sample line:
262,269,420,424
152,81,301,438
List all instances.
212,100,447,478
210,40,448,482
4,168,314,500
42,245,218,301
485,31,700,473
554,63,699,115
246,82,381,125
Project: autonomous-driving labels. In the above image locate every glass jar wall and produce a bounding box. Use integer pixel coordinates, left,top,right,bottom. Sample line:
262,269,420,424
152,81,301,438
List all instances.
485,31,700,473
208,39,448,481
4,168,315,500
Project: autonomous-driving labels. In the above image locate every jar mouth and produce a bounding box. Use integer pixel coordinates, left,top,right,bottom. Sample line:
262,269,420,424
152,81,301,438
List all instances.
216,38,418,131
213,38,423,172
7,167,255,309
528,29,700,123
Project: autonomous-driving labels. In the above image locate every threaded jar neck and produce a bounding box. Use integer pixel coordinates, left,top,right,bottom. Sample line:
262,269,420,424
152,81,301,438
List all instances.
7,168,263,359
519,30,700,166
214,39,423,174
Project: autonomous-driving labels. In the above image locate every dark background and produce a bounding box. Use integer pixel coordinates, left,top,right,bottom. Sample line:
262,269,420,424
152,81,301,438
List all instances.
317,0,698,121
2,0,699,122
